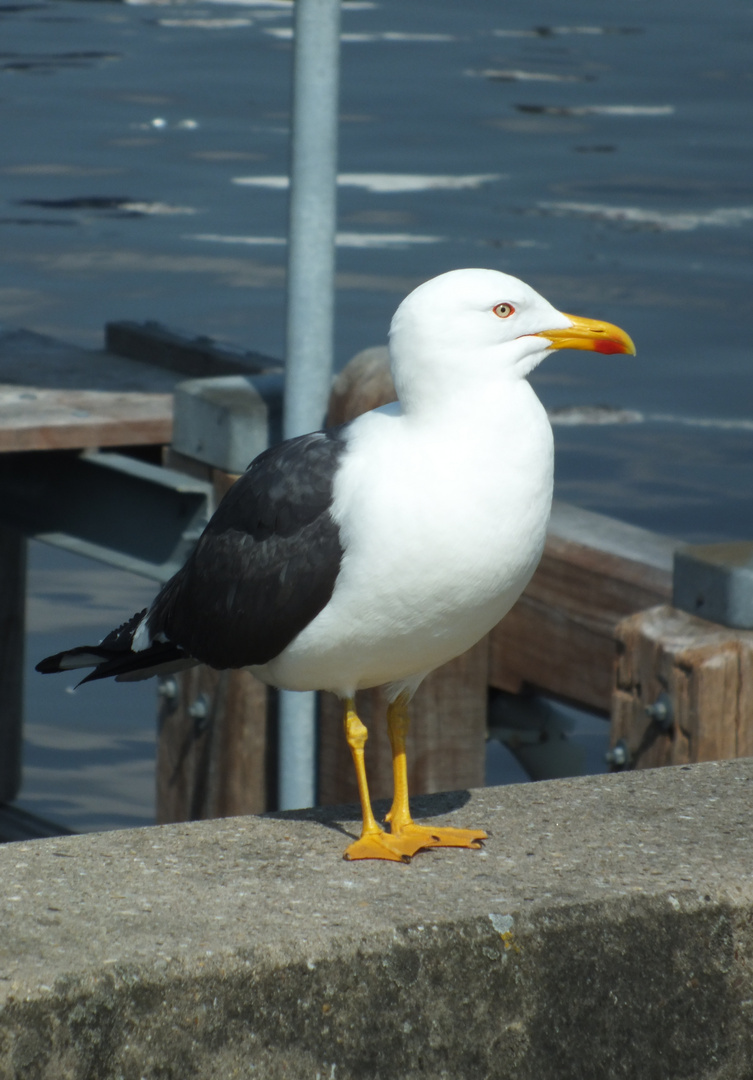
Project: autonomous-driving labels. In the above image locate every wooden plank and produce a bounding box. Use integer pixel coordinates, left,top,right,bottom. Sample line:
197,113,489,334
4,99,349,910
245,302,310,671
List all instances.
318,639,489,806
0,328,180,453
0,526,25,804
738,642,753,759
0,385,173,452
0,322,284,454
611,604,753,769
0,325,280,455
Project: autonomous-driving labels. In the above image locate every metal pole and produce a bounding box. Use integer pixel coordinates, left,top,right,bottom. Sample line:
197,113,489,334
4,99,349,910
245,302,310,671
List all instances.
279,0,342,810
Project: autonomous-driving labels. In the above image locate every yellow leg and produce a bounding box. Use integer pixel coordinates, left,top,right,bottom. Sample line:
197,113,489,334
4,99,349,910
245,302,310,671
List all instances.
342,698,430,862
385,692,488,851
384,691,414,833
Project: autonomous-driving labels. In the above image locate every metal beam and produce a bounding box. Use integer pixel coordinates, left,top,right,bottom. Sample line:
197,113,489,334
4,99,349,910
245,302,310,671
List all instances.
0,450,212,583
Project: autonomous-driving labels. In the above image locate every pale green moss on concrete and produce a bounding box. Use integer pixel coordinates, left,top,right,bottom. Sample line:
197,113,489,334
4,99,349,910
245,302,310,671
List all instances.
2,760,753,1079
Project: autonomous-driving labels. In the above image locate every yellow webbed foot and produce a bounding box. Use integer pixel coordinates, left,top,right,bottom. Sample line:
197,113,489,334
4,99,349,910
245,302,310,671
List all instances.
384,694,487,857
343,827,436,862
341,694,487,862
391,822,488,850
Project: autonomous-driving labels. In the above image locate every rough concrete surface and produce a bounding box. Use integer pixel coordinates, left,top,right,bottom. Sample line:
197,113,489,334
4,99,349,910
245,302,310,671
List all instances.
1,760,753,1080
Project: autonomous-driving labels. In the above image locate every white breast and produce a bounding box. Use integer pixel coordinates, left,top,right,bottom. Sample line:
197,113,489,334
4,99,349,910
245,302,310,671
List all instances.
257,378,553,698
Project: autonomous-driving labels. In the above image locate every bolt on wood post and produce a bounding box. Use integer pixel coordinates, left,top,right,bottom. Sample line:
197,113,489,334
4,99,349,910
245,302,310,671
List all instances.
156,663,271,824
611,603,753,769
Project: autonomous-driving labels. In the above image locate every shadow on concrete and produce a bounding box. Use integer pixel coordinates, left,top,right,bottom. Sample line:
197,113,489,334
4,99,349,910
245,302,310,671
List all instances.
265,789,475,841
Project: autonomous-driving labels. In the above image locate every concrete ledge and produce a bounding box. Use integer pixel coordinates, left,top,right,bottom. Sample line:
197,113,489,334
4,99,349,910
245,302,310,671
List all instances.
2,761,753,1078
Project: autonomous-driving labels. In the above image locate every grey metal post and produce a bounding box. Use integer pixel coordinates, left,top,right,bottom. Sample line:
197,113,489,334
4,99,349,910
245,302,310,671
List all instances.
279,0,342,810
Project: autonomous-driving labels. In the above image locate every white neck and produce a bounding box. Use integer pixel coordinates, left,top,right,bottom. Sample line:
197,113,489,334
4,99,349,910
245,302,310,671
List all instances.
390,335,551,420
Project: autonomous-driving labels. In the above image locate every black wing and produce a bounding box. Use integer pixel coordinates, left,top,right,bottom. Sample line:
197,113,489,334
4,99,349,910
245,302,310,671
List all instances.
146,427,348,669
36,427,349,683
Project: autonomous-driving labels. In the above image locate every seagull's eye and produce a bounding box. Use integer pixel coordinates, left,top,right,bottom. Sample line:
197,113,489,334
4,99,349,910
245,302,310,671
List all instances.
492,302,515,319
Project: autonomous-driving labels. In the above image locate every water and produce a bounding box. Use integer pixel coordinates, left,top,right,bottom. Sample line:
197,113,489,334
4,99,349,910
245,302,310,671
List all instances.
4,0,752,831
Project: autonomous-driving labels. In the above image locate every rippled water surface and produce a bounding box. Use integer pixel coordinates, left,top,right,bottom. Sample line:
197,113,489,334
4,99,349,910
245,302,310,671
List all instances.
3,0,752,829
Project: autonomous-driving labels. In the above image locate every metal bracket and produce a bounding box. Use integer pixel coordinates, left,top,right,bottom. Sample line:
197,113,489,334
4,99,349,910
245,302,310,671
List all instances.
673,542,753,630
0,449,212,582
172,373,284,475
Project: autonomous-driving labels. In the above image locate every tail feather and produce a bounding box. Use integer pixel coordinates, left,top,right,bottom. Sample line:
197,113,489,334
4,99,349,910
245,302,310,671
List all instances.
35,607,196,686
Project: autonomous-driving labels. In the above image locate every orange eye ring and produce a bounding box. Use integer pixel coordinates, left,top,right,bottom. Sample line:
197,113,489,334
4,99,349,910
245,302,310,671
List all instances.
493,302,515,319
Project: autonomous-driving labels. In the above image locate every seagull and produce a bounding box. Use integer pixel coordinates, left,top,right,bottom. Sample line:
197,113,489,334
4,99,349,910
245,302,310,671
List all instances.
37,268,635,862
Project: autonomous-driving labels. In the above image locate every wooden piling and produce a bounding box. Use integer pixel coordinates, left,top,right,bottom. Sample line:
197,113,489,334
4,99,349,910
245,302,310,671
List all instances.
611,604,753,769
156,664,270,823
0,525,25,804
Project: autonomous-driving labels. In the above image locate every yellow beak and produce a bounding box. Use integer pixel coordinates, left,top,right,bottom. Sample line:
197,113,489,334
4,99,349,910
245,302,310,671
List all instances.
535,314,636,356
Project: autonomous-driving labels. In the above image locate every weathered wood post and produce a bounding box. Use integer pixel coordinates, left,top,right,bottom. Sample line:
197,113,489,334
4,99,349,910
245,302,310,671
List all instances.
611,543,753,769
612,605,753,769
0,525,25,806
156,655,271,822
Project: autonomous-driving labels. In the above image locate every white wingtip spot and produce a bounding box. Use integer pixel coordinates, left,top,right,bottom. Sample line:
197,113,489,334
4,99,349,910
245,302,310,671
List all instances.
131,612,152,652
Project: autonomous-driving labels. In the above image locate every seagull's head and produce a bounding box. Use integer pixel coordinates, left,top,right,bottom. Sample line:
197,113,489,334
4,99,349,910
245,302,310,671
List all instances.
389,267,635,411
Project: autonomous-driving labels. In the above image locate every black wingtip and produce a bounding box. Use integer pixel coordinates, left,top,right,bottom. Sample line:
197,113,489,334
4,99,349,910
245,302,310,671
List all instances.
34,607,188,685
35,654,63,675
35,645,113,675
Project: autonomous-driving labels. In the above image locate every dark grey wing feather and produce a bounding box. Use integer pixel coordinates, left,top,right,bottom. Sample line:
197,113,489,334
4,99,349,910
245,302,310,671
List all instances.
146,427,347,669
